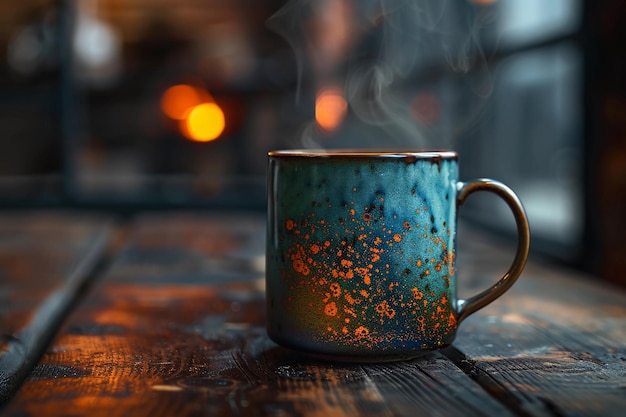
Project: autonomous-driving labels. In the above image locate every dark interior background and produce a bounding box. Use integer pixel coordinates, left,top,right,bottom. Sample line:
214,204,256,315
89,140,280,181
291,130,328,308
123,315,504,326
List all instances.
0,0,624,287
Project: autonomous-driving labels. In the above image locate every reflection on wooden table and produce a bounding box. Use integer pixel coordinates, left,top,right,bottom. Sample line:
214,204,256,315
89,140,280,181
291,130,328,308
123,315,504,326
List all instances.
0,212,624,417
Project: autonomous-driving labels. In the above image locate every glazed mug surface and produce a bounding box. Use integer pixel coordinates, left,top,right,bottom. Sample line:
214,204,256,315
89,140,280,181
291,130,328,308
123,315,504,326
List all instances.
266,150,530,361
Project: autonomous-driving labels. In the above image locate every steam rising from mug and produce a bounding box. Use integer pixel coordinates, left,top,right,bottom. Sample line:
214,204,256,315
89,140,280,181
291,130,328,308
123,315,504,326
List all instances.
267,0,495,149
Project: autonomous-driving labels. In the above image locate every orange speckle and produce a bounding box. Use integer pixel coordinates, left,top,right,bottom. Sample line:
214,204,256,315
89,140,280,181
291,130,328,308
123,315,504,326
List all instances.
350,208,356,216
416,259,422,267
324,240,331,247
374,237,382,245
330,282,341,296
344,307,357,317
435,263,442,272
324,302,338,316
310,244,320,254
360,289,369,297
363,213,372,221
342,326,348,334
345,293,357,305
403,221,411,230
292,259,304,273
411,287,423,300
393,234,402,242
341,259,353,267
285,219,296,231
448,312,457,327
355,326,369,338
363,275,371,285
442,276,450,288
345,269,354,279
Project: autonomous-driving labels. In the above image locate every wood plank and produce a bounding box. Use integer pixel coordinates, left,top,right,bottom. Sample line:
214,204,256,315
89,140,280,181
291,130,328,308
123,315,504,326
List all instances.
450,231,626,417
3,213,515,417
0,212,113,406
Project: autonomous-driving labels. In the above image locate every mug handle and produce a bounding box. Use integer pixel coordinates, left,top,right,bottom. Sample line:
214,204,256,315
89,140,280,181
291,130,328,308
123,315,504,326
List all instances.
455,179,531,324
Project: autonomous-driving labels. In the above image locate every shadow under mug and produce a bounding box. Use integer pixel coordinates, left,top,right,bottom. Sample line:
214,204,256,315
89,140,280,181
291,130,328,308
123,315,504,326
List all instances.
266,150,530,361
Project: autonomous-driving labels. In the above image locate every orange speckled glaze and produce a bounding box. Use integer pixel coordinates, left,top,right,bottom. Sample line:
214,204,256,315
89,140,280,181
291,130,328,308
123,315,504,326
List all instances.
267,151,460,360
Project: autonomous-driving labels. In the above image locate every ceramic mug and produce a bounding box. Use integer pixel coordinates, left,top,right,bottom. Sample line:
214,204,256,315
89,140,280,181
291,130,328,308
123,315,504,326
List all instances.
266,150,530,361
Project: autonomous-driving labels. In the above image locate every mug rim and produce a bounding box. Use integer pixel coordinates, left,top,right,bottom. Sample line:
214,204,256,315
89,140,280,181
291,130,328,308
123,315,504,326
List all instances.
268,149,457,159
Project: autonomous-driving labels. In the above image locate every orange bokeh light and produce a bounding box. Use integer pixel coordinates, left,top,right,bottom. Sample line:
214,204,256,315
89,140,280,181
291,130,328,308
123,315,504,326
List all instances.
181,102,225,142
161,84,227,142
161,84,204,120
315,88,348,132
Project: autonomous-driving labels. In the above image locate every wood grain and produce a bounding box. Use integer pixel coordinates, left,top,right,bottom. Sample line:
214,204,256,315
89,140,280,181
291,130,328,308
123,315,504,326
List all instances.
2,214,626,417
0,212,113,405
451,256,626,417
3,213,514,417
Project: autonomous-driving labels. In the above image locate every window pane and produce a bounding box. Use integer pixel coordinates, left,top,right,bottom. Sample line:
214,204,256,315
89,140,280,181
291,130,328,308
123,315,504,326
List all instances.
0,0,62,200
458,43,583,253
70,0,284,206
495,0,581,47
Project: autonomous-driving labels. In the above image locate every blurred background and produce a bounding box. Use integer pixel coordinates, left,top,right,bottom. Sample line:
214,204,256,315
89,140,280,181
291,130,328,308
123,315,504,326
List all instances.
0,0,624,287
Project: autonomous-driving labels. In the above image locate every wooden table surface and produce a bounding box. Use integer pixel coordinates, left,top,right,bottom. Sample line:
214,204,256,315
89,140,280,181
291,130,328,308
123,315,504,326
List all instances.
0,211,624,417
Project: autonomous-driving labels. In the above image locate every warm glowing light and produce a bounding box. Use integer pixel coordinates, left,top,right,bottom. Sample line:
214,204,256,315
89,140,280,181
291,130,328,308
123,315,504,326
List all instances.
315,88,348,132
182,102,225,142
161,84,228,142
161,84,203,120
471,0,497,4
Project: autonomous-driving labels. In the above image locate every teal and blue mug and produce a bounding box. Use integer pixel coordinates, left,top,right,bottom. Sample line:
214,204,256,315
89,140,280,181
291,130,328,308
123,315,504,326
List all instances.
266,150,530,361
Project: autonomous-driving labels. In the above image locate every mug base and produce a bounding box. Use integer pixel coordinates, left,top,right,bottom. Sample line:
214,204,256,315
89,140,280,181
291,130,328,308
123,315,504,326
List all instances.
298,350,431,363
273,340,451,363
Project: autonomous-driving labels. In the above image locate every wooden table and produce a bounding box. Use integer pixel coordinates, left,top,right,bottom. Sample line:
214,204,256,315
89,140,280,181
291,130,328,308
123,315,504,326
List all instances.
0,211,625,417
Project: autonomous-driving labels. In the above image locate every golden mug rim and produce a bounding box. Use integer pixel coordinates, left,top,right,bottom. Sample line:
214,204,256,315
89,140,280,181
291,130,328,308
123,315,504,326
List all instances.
268,149,458,159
